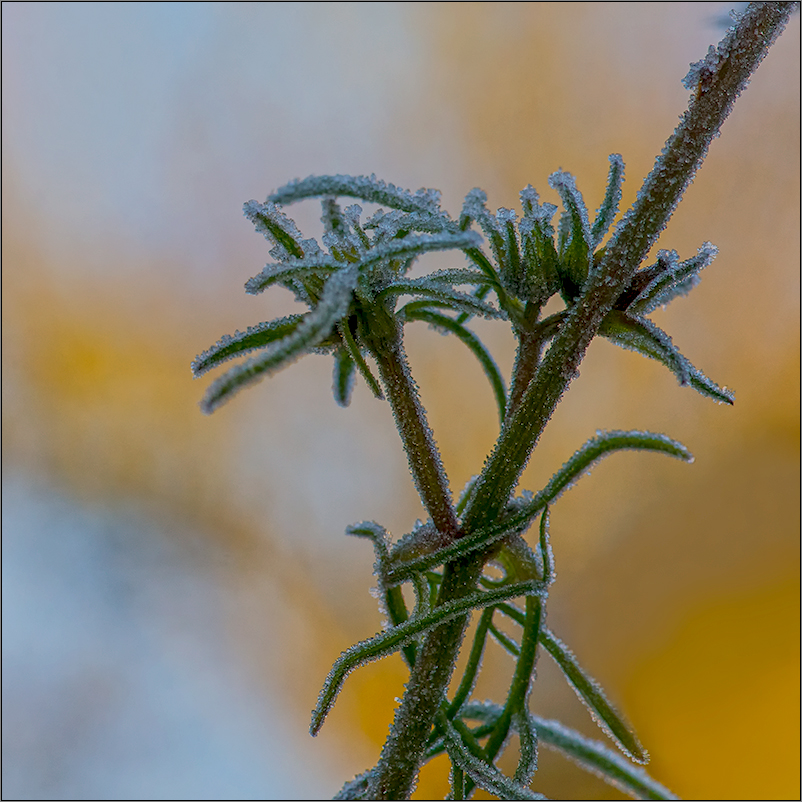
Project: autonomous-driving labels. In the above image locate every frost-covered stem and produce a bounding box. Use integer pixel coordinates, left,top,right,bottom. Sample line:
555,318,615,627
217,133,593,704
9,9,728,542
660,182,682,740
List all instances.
461,0,795,534
365,306,460,539
364,5,793,797
367,555,487,800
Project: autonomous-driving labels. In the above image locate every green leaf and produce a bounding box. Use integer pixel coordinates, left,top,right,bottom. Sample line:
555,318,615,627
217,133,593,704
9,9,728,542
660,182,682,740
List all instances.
191,315,304,377
338,320,384,400
310,578,546,735
513,706,539,786
447,607,494,717
268,174,445,216
590,154,625,248
401,307,507,426
436,712,548,801
601,310,734,404
332,346,356,407
539,628,647,763
244,258,338,295
532,717,678,800
200,267,357,413
627,243,717,315
518,186,561,306
549,170,592,290
385,430,692,586
458,704,675,800
379,281,502,319
243,200,305,259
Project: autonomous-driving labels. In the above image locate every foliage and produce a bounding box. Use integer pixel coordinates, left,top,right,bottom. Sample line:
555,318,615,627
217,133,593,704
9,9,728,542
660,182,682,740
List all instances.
193,4,795,799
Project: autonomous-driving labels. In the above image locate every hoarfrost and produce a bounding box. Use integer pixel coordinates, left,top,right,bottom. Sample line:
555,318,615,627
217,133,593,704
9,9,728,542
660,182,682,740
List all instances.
268,174,443,216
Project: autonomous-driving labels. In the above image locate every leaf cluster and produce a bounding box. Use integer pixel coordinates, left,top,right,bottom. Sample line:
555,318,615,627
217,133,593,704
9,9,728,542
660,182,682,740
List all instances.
192,163,731,799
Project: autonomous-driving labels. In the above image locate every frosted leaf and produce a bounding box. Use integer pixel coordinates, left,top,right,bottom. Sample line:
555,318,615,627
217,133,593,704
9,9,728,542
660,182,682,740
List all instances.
332,347,356,407
380,280,502,320
600,311,734,404
530,717,678,800
191,315,305,377
244,257,337,295
200,267,357,414
364,207,454,240
321,197,346,235
412,268,488,287
400,307,507,427
549,171,591,245
268,173,443,215
601,311,689,385
460,188,492,231
358,230,481,275
590,154,625,249
438,431,696,559
628,242,717,315
243,199,305,260
438,713,548,801
310,578,546,734
549,170,593,291
540,628,647,763
513,707,539,786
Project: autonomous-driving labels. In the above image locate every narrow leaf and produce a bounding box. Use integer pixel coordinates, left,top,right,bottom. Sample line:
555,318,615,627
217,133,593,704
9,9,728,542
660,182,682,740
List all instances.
540,628,647,763
513,706,539,786
200,267,357,413
385,430,692,585
549,170,592,289
338,320,384,400
311,578,546,735
436,712,548,801
402,307,507,425
268,173,444,216
243,200,305,259
628,242,717,315
601,310,734,404
191,315,304,377
380,281,502,319
458,703,675,800
533,717,678,800
332,346,356,407
245,258,338,295
590,154,625,248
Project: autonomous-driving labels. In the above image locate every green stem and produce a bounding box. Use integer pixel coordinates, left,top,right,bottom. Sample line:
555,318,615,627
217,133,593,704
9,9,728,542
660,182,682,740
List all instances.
366,306,460,539
461,1,795,534
364,6,794,796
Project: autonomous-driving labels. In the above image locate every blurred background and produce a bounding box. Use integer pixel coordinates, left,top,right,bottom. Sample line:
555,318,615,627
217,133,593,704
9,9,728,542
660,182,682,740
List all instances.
2,3,798,799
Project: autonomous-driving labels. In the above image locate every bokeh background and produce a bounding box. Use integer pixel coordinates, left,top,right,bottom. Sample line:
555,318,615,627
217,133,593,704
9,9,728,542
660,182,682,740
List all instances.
3,3,799,800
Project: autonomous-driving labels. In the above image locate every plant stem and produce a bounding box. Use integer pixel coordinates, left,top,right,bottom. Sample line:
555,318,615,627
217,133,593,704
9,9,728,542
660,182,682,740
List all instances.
366,5,795,797
367,307,460,540
461,0,796,534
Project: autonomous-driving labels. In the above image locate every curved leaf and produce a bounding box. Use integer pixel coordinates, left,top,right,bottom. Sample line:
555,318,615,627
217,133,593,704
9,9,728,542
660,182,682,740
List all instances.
385,431,692,585
332,346,356,407
191,315,304,377
200,267,357,413
590,154,625,248
436,712,548,801
310,578,546,735
268,173,445,216
601,310,734,404
243,200,305,259
401,307,507,425
540,628,647,764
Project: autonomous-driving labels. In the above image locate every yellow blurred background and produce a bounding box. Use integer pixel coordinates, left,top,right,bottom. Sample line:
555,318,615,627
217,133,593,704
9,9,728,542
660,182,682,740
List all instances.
3,3,798,800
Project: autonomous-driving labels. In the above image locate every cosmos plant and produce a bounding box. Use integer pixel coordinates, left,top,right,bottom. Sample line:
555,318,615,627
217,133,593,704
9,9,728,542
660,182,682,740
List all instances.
193,5,795,799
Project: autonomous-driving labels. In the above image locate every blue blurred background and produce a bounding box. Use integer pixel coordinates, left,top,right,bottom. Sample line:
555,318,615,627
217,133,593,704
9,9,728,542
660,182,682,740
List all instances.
3,3,799,799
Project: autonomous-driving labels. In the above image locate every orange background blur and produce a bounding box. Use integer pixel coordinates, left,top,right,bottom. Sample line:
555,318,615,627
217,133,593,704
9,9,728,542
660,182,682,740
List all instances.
3,4,799,800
